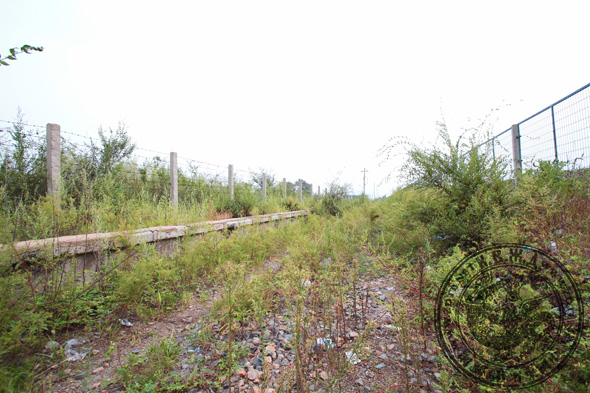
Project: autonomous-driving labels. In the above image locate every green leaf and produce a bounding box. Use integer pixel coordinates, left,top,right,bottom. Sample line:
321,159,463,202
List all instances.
7,56,16,60
0,60,9,66
9,48,16,56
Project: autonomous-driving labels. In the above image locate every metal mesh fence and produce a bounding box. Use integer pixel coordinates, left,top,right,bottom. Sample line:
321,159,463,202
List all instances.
552,86,590,167
485,128,513,165
477,82,590,172
519,109,555,167
519,84,590,169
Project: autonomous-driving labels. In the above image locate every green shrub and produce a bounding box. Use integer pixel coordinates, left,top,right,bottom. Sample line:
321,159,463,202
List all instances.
377,188,431,254
0,114,47,210
312,183,351,217
216,183,259,217
281,196,301,211
381,123,512,253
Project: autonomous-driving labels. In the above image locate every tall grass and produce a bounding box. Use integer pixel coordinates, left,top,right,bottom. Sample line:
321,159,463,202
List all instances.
0,119,321,243
0,196,374,391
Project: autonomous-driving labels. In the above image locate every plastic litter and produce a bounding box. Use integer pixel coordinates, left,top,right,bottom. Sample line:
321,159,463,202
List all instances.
345,350,361,365
118,318,133,327
65,338,88,348
65,349,88,362
316,337,334,350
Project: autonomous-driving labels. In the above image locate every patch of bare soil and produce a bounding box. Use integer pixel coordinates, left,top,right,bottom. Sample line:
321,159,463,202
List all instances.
44,260,445,393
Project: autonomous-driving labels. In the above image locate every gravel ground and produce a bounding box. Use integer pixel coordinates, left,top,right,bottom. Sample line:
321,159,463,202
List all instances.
44,260,447,393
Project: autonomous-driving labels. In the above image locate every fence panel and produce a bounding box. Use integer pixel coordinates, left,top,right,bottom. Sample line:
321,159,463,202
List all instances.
519,108,555,169
477,82,590,173
553,86,590,167
488,128,513,165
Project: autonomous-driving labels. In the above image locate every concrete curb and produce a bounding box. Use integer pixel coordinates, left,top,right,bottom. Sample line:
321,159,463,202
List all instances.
1,210,309,260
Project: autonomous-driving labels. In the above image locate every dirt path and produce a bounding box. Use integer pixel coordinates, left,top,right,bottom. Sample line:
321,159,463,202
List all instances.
44,262,446,393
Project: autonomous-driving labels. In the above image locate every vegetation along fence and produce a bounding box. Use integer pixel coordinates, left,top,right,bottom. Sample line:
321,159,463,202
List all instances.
1,117,331,244
11,123,320,205
0,119,318,283
476,82,590,175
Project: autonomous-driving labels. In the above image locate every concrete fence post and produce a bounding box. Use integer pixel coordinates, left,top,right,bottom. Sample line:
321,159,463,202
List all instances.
298,180,303,203
317,185,320,197
170,152,178,206
511,124,522,180
228,164,234,200
262,173,267,201
310,184,313,197
46,123,61,197
283,178,287,199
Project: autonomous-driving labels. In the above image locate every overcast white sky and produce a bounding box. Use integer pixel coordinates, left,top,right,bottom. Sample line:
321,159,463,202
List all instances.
1,0,589,197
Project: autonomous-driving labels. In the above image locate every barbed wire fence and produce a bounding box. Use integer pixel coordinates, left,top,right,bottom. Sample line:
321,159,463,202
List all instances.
475,82,590,174
0,119,313,207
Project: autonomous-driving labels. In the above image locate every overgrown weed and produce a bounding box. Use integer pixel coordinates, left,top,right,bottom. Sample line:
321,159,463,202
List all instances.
115,336,180,390
378,124,590,392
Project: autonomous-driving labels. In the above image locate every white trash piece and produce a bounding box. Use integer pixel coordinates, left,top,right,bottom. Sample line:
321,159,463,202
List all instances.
316,337,334,350
345,350,361,365
118,318,133,327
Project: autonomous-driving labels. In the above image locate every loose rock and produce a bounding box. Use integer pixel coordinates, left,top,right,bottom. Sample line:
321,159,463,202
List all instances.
45,340,60,350
247,368,259,381
92,367,104,375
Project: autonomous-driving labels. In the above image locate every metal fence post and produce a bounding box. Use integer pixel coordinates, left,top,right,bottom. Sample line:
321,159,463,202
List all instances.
170,152,178,206
511,124,522,179
551,106,558,161
46,123,61,197
228,164,234,200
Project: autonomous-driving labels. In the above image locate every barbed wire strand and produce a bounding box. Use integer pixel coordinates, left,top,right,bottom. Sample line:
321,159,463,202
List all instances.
1,119,280,179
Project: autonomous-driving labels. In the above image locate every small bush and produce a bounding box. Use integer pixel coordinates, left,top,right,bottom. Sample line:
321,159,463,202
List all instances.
282,197,301,211
312,183,351,217
380,123,512,253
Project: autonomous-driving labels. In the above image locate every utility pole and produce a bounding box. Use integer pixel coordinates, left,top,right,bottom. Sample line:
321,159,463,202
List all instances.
361,168,368,196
